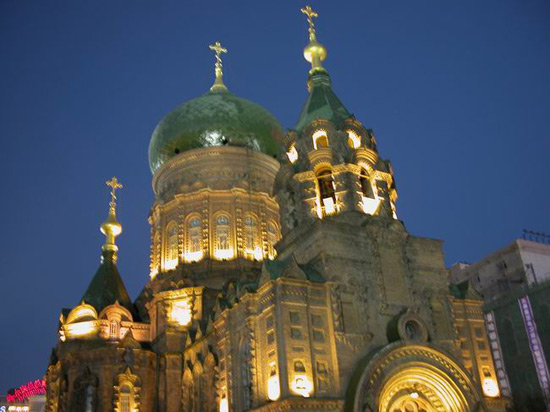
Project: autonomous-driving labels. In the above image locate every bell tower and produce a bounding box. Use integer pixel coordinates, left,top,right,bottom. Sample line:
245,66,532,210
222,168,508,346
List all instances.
275,8,398,237
265,9,489,410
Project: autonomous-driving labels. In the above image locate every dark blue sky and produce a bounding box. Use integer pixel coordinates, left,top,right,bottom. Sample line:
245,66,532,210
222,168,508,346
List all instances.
1,0,548,394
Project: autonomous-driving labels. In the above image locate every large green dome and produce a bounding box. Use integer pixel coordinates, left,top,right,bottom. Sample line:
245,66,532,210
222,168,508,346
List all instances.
148,90,284,173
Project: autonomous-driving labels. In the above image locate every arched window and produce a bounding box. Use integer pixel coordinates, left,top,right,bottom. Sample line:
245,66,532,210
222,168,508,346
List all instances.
84,385,94,412
119,384,131,412
114,368,140,412
294,361,306,373
267,222,279,260
316,169,336,216
214,215,233,260
312,130,329,149
359,169,374,198
186,217,203,262
244,215,261,260
347,130,360,149
287,143,298,163
165,222,178,270
109,320,119,340
73,370,97,412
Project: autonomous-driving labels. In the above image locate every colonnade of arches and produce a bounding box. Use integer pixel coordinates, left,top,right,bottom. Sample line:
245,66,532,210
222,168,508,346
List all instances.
163,212,280,269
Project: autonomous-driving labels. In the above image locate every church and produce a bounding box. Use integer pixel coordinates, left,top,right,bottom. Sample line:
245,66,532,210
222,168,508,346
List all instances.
44,7,509,412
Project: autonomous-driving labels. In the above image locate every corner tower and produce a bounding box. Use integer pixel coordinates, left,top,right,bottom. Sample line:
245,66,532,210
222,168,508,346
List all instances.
45,178,154,412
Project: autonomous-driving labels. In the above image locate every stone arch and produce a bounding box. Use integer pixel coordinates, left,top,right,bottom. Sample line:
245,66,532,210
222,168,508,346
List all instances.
113,367,141,412
345,342,482,412
312,129,329,149
72,367,98,412
347,129,361,149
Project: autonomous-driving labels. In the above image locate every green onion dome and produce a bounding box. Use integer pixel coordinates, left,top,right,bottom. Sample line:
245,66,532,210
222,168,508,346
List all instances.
148,89,285,174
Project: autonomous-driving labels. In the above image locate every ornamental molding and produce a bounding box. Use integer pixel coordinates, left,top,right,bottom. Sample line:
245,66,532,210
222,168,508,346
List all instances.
153,146,279,189
335,331,372,352
366,347,472,393
154,286,204,302
251,398,343,411
113,367,141,412
350,342,480,412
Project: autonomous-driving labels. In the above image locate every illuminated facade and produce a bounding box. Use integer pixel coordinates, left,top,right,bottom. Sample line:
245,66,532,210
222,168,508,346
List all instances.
45,6,510,412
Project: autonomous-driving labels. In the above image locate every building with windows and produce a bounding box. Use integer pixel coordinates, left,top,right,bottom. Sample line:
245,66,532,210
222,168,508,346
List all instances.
451,239,550,411
45,7,510,412
450,238,550,303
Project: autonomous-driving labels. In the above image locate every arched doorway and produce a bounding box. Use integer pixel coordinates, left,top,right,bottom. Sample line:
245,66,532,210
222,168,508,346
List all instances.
346,343,482,412
378,365,469,412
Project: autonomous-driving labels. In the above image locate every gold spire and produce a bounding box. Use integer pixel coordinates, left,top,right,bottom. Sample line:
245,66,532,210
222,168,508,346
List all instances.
209,41,228,92
301,6,327,73
101,177,123,254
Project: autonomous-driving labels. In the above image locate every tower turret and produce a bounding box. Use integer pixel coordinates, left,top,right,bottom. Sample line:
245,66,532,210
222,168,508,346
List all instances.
58,177,141,342
79,177,135,320
274,6,398,236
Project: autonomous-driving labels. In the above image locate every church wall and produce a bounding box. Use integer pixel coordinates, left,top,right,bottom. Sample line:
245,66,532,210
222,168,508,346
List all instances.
451,297,501,400
47,345,157,412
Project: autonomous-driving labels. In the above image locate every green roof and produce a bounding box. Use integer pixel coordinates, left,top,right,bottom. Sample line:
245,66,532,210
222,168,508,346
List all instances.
81,250,136,317
295,70,351,131
148,89,284,174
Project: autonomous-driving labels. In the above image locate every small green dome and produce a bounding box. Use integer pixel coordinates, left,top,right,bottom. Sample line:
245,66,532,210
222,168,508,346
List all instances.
149,90,285,173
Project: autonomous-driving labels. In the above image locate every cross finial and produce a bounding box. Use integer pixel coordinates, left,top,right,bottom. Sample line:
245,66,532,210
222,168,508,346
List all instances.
101,177,123,256
300,6,327,73
106,176,123,215
209,41,228,92
301,5,318,41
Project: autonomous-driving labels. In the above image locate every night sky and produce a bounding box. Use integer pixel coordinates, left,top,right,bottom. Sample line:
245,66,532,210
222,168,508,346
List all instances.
1,0,548,394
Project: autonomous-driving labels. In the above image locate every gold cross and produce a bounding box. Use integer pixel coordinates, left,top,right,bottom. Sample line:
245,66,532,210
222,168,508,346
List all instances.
106,176,123,213
301,5,318,41
209,41,227,77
